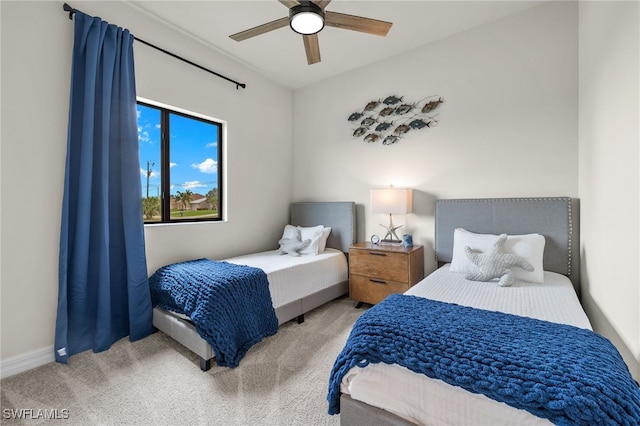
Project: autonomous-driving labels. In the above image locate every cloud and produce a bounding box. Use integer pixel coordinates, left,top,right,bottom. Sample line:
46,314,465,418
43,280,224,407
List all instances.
205,141,217,148
139,168,158,178
169,162,177,168
191,158,218,174
181,180,207,189
138,127,150,143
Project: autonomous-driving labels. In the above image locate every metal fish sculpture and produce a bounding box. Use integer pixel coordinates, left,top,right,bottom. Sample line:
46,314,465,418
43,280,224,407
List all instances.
383,95,403,105
348,111,364,122
353,127,367,137
378,106,395,117
375,121,394,132
363,133,380,143
361,116,376,127
364,100,380,111
347,94,443,145
393,124,411,135
382,135,400,145
409,119,431,129
421,98,443,113
394,104,414,115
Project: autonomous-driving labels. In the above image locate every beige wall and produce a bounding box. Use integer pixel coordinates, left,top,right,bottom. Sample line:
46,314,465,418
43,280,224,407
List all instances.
292,1,579,274
578,1,640,379
0,1,293,365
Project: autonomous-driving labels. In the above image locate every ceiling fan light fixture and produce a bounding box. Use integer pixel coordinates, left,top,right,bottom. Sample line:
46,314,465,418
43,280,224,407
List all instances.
289,3,324,35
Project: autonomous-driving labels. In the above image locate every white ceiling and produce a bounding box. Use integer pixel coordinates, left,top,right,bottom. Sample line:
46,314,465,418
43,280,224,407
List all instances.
129,1,543,90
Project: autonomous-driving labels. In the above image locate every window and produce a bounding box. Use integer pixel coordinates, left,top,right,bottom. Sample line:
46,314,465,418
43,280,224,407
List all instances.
137,101,223,223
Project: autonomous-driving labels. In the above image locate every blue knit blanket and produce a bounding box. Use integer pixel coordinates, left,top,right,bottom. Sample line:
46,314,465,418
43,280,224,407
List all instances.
328,294,640,425
149,258,278,368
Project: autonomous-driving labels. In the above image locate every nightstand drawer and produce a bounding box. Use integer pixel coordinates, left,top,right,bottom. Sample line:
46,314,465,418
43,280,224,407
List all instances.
349,249,408,283
350,274,409,305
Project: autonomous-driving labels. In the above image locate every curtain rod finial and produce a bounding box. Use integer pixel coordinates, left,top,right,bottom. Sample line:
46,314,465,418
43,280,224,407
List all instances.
63,3,76,20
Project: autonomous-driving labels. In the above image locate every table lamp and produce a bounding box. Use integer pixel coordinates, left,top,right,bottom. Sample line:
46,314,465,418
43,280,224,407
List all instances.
370,188,413,243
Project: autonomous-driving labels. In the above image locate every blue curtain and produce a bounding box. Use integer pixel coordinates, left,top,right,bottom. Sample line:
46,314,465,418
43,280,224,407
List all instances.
55,11,153,363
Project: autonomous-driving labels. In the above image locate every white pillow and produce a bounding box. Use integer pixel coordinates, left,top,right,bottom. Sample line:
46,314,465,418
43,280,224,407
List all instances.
450,229,499,273
298,225,324,255
281,225,295,239
450,228,545,283
281,225,328,255
318,227,332,253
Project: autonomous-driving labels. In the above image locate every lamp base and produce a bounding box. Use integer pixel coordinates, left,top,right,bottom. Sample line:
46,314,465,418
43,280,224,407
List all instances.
380,220,403,244
380,239,402,245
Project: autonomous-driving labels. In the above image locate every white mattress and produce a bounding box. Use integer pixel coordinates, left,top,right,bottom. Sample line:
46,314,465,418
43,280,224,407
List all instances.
225,248,348,308
340,265,592,426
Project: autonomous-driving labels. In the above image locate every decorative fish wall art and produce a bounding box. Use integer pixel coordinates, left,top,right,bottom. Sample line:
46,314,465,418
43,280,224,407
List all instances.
347,95,443,145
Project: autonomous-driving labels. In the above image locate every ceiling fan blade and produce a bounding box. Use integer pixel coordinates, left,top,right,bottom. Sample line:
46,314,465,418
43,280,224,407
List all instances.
229,17,289,42
324,11,392,37
278,0,299,8
311,0,332,9
303,33,321,65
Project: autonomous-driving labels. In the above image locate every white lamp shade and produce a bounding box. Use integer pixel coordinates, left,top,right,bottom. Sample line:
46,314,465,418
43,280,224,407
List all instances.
370,188,413,214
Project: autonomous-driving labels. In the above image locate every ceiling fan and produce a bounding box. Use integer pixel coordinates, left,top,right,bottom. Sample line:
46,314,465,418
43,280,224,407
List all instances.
229,0,393,65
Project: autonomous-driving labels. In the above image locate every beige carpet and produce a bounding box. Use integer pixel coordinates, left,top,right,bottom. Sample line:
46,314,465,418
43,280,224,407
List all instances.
1,296,363,425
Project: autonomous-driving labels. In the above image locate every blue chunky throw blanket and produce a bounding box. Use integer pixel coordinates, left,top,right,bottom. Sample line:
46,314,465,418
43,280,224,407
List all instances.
149,258,278,368
328,294,640,425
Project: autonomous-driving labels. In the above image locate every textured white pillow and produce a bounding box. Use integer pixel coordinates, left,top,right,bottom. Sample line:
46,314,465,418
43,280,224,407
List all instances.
464,234,534,287
278,228,310,257
450,228,545,283
281,225,326,255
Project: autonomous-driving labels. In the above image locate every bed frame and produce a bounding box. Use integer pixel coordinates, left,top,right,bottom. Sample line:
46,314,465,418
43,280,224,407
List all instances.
153,201,356,371
338,196,579,425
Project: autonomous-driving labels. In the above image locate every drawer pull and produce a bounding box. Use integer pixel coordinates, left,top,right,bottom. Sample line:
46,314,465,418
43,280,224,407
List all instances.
369,279,387,285
369,252,387,257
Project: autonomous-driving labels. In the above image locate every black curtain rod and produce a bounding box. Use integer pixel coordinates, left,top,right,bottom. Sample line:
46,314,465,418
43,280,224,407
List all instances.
62,3,246,90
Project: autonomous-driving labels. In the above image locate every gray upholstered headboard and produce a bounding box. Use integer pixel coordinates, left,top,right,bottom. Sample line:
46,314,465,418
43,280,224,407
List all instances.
435,197,580,292
290,202,356,253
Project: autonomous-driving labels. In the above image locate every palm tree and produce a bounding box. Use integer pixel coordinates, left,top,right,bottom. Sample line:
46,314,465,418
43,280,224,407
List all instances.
175,190,185,216
174,189,193,216
183,189,193,210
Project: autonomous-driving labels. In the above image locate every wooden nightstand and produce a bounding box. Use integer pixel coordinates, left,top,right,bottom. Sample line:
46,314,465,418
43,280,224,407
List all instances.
349,242,424,306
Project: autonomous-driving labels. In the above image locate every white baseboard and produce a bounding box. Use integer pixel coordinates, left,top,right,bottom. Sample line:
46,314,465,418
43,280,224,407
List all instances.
0,346,54,379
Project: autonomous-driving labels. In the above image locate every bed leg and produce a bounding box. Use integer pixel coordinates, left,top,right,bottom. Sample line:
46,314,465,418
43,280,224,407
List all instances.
355,302,364,309
199,357,212,371
297,314,305,324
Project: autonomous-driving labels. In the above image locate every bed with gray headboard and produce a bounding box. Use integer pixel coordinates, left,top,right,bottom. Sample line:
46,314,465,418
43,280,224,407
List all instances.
330,197,640,425
152,201,355,371
434,197,580,292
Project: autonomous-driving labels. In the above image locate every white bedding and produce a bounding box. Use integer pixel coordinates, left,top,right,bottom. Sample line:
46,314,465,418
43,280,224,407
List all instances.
340,265,592,426
225,248,348,308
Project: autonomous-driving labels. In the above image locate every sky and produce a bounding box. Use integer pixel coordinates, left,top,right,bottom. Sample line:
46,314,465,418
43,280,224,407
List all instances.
137,104,220,198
